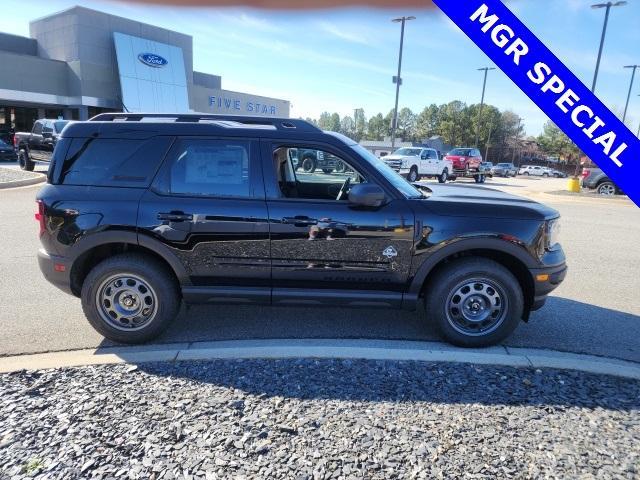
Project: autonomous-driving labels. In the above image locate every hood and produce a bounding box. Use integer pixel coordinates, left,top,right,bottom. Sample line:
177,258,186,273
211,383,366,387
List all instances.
416,183,558,220
384,154,410,161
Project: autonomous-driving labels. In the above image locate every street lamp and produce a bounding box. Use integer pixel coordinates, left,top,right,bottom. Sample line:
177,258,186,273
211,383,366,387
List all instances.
591,1,627,92
622,65,639,124
390,15,415,149
475,67,496,148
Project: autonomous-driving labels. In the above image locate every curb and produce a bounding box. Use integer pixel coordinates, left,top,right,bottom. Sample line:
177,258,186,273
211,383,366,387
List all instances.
0,174,45,189
0,339,638,380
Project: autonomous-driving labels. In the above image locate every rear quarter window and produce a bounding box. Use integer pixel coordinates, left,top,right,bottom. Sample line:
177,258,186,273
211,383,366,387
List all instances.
57,137,173,188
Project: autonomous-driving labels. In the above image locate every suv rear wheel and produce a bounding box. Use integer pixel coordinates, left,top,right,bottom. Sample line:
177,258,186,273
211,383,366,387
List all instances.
424,257,523,347
81,253,180,344
596,181,617,195
18,149,35,171
407,166,419,182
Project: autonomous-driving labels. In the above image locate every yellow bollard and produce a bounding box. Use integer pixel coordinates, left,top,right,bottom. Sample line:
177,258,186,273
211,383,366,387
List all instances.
567,177,581,193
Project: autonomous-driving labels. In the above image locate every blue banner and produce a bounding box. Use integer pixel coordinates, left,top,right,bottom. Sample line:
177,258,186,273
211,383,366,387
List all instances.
432,0,640,207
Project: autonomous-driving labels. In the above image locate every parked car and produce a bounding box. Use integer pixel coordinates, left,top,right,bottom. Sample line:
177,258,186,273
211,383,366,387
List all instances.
491,163,518,177
581,167,622,195
443,147,483,174
36,113,566,348
480,162,493,178
519,165,551,177
0,139,17,162
14,119,71,171
549,169,567,178
383,147,452,183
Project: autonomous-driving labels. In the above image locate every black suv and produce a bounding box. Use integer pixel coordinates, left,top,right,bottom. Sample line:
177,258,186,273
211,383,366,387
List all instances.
36,114,567,347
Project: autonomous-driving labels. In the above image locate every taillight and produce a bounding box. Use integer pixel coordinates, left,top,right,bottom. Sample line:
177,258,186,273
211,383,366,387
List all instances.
581,168,591,179
35,200,46,236
13,135,18,148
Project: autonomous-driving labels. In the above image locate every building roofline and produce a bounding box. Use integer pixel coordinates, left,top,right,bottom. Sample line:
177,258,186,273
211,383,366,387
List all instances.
29,5,192,40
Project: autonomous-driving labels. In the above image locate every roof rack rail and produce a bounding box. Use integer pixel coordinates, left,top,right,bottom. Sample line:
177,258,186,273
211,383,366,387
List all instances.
89,113,322,132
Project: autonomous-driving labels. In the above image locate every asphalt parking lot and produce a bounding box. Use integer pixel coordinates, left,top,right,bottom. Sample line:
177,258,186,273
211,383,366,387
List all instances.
1,164,639,361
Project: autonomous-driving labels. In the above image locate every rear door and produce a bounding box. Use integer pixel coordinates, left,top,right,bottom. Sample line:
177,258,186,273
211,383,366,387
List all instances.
29,121,45,160
138,136,271,303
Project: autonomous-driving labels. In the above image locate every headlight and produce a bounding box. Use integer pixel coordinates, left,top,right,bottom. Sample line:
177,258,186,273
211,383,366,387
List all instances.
401,159,408,167
546,218,561,249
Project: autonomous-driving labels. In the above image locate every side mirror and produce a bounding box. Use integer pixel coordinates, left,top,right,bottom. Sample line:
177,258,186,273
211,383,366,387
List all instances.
348,183,385,208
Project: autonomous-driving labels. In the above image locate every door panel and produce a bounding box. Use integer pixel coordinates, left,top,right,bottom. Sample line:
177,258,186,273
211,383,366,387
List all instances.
265,141,414,294
138,137,270,293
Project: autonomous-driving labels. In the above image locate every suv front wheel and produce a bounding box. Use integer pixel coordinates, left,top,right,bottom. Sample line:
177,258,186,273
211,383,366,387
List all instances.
81,253,180,344
424,257,523,347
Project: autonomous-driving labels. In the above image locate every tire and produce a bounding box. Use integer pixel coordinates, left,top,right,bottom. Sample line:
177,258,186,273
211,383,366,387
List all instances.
438,169,448,184
473,174,481,183
596,181,617,195
18,149,35,171
335,161,346,173
81,253,181,344
424,257,524,348
524,172,530,176
542,173,549,178
407,166,419,182
322,168,333,174
301,157,316,173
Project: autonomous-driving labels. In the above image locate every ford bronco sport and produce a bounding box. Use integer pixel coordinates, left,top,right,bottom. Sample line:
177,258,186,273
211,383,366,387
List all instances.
36,114,567,347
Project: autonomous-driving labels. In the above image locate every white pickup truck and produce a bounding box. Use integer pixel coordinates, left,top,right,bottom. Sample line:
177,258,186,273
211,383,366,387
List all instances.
383,147,452,183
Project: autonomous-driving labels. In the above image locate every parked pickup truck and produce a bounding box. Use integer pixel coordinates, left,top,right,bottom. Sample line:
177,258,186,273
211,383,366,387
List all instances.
383,147,452,183
14,119,71,171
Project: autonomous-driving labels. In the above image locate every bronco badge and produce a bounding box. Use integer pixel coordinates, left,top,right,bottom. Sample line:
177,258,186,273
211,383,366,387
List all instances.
382,246,398,259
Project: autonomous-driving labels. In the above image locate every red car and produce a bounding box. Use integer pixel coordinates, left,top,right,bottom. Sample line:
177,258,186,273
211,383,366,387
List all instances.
444,148,483,173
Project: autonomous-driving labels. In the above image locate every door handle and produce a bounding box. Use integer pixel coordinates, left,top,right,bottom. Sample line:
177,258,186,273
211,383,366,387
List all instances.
282,216,317,226
157,212,193,222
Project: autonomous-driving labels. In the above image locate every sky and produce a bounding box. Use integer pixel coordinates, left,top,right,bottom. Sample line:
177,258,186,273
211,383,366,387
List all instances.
1,0,639,136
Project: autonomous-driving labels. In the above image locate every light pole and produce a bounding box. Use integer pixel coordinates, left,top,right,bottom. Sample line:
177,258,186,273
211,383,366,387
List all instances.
591,1,627,92
475,67,495,148
622,65,639,123
390,15,415,149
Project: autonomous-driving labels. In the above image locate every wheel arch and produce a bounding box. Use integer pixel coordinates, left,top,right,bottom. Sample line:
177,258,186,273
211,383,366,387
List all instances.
68,232,189,297
407,239,536,316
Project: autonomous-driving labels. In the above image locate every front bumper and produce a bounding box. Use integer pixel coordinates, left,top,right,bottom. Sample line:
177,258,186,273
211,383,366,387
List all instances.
38,249,74,296
529,262,568,311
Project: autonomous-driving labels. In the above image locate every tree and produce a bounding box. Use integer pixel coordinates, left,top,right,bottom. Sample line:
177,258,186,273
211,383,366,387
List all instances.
340,115,355,138
317,112,332,131
415,104,439,141
537,121,579,163
366,113,386,140
353,108,367,141
396,107,417,141
329,113,341,132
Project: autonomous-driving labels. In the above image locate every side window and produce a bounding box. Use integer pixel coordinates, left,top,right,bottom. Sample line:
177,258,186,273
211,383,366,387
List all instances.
273,146,364,201
428,150,438,159
160,138,252,198
420,150,428,160
42,122,53,135
58,137,172,187
32,122,43,135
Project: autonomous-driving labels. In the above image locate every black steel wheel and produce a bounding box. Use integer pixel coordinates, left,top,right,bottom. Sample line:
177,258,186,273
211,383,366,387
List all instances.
81,253,180,344
424,257,523,347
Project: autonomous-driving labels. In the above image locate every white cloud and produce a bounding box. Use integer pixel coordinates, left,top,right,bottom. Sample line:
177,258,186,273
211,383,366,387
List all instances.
316,21,372,46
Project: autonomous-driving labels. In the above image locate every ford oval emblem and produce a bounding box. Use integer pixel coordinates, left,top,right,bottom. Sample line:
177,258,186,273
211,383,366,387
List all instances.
138,53,168,68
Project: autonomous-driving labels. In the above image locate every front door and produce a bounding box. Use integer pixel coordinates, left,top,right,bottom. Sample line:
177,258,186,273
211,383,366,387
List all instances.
263,141,414,307
419,149,431,174
138,136,271,303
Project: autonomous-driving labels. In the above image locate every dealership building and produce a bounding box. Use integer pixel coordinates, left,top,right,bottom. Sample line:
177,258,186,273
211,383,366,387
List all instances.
0,6,290,136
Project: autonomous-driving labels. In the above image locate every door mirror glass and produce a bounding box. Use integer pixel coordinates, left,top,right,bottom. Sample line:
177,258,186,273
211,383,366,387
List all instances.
348,183,385,207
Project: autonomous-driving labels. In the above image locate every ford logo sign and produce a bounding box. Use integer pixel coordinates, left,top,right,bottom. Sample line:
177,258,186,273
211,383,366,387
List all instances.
138,53,168,68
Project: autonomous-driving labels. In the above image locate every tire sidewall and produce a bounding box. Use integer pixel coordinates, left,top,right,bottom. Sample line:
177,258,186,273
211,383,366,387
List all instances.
425,258,524,347
408,167,418,182
81,254,180,344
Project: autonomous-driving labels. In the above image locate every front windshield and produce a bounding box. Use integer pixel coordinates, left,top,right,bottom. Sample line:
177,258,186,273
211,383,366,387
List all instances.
393,148,422,156
449,148,472,156
352,144,423,199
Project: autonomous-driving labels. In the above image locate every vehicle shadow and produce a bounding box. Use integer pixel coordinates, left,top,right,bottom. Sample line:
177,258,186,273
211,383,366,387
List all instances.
92,297,640,410
95,296,640,363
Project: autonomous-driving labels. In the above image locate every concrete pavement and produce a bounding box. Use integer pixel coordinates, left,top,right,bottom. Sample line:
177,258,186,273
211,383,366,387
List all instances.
1,175,638,361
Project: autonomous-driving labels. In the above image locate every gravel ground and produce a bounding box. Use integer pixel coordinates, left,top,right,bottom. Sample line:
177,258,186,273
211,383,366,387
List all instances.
1,359,639,480
0,167,42,184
